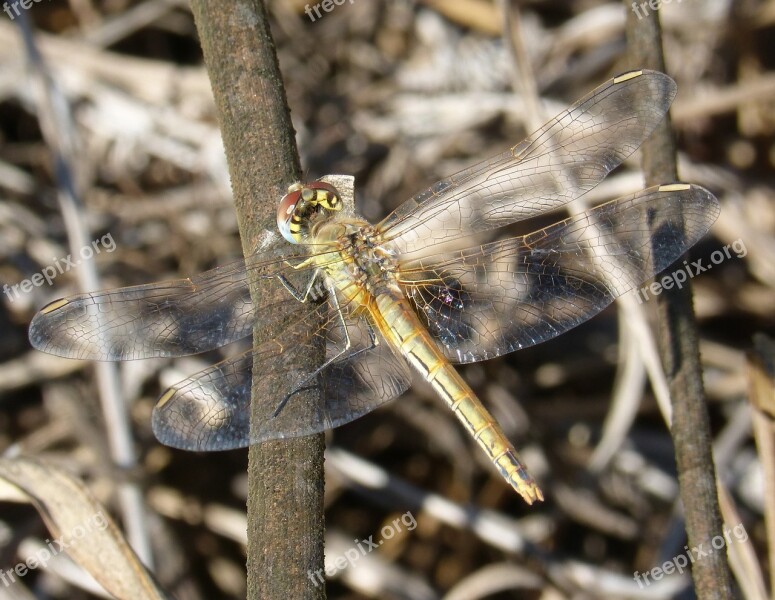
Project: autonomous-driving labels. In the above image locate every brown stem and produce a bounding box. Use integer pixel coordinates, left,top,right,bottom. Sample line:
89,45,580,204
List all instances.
188,1,325,597
625,4,735,598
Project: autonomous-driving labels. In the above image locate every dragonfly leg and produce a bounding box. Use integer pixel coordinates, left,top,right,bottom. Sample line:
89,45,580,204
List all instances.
271,284,379,418
276,268,327,303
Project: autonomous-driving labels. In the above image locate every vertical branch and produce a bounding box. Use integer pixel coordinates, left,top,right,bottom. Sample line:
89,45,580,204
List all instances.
188,1,325,598
624,4,735,598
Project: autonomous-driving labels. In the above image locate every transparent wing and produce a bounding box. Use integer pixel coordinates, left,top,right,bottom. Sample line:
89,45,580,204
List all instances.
378,70,677,256
398,184,719,364
27,244,337,361
151,294,412,450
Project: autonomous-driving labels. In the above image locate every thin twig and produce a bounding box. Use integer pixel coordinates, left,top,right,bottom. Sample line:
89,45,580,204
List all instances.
14,8,153,567
498,0,673,475
625,3,735,598
748,335,775,597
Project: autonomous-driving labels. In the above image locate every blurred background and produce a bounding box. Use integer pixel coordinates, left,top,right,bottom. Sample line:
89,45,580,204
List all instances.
0,0,773,598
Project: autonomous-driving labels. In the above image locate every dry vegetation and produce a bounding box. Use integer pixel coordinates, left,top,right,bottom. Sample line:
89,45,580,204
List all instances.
0,0,774,598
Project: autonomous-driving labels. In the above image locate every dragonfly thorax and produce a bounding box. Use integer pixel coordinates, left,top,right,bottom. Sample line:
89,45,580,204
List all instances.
308,216,400,298
339,225,399,294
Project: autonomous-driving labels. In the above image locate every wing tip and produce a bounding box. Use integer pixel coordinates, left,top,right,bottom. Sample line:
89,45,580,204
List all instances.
28,312,53,353
613,68,677,101
658,182,720,222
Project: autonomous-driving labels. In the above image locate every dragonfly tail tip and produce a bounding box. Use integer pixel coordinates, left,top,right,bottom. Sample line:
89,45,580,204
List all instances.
519,484,544,505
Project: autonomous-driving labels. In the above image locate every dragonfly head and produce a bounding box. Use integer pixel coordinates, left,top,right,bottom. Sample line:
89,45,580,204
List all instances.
277,181,343,244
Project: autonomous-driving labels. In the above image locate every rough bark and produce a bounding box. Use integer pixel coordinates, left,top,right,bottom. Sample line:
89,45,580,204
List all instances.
189,1,325,598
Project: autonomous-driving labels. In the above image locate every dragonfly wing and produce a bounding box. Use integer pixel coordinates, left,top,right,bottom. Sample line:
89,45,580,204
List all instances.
28,245,324,360
152,296,412,450
399,184,719,364
378,70,677,256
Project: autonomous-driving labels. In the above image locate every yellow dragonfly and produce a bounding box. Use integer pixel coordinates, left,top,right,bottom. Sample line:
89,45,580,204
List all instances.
29,70,719,504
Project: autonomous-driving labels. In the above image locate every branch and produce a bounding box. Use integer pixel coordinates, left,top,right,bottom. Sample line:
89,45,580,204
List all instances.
188,1,325,597
625,4,735,598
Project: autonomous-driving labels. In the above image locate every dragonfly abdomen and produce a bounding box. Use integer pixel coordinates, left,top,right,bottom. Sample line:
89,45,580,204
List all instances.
373,290,543,504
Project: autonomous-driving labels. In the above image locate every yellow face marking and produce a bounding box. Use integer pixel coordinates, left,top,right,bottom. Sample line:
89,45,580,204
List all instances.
40,298,70,314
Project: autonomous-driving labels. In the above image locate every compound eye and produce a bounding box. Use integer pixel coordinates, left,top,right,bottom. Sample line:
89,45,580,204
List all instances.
309,181,342,211
277,186,303,244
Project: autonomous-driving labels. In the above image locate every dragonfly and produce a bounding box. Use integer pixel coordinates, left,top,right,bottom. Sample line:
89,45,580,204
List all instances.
29,70,719,504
